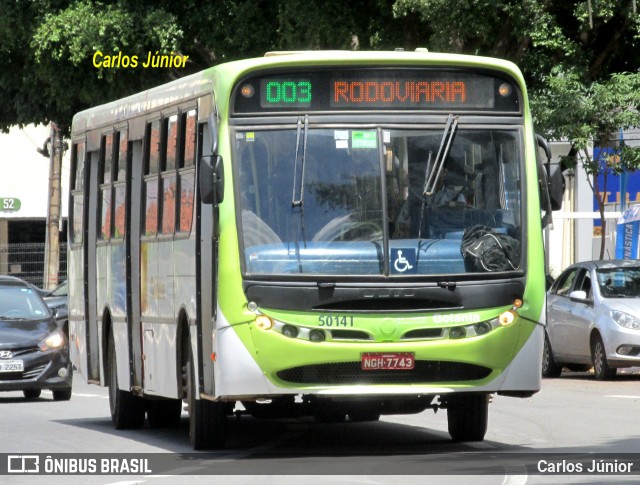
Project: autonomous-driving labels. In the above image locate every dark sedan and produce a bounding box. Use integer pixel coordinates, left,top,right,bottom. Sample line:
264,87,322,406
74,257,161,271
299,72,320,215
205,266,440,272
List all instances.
42,279,68,331
0,276,72,400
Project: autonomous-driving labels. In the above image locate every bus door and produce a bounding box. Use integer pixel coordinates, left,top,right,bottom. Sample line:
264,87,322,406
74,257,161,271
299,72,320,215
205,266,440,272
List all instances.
69,140,90,378
196,94,218,397
128,136,144,390
84,142,101,382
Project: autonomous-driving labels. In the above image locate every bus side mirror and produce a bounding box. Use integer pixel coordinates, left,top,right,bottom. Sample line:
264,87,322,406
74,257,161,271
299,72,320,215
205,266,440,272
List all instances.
547,163,565,211
200,155,224,205
535,134,564,210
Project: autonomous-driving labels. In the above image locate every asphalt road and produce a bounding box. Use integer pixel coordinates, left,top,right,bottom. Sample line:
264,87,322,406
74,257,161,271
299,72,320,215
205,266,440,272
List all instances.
2,370,640,484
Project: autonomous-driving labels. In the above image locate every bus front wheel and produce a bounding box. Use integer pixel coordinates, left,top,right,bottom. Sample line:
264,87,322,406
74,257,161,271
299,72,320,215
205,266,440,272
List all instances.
447,393,489,442
185,352,228,449
108,333,145,429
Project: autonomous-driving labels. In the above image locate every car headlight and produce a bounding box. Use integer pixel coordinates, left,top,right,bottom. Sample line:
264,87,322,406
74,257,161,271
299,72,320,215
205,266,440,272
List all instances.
611,310,640,330
38,329,66,351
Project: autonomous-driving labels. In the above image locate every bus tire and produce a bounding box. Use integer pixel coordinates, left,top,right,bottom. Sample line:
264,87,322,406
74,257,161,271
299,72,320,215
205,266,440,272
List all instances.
108,333,145,429
447,393,488,442
186,353,228,449
542,334,562,378
147,399,183,428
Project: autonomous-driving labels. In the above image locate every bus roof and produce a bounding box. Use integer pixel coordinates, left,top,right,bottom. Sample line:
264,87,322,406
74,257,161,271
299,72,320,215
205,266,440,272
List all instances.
72,50,524,135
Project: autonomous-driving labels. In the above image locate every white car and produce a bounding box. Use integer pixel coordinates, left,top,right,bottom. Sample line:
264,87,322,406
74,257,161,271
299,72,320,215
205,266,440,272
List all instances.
545,260,640,380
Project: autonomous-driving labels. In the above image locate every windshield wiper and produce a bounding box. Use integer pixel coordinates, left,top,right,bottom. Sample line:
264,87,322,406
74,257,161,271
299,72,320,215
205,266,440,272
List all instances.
416,114,459,240
291,114,309,208
290,115,309,271
417,151,433,240
423,113,459,197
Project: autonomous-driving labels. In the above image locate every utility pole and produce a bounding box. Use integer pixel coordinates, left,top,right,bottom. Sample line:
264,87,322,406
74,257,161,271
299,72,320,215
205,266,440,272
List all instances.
40,123,63,290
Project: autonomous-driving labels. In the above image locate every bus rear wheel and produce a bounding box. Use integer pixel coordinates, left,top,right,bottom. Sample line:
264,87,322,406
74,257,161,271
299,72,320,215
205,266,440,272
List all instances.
447,393,489,442
108,333,145,429
185,351,228,449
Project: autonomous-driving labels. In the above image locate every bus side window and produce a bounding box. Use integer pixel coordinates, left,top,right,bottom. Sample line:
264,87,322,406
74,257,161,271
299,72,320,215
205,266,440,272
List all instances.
144,120,161,236
99,133,114,240
113,129,128,239
161,114,178,235
177,109,196,234
70,141,85,244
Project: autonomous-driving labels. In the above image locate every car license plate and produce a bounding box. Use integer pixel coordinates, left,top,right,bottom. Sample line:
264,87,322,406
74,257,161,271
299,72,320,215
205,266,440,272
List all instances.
361,352,415,370
0,360,24,372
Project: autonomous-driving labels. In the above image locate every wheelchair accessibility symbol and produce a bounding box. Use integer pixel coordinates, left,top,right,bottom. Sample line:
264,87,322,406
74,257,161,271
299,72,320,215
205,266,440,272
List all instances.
391,248,417,274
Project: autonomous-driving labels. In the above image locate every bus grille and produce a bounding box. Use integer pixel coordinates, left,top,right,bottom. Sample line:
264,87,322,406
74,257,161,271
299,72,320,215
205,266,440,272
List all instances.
276,361,491,385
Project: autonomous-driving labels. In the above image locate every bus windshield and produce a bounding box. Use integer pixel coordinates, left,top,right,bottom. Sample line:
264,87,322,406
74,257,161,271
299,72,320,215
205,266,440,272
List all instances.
236,125,523,276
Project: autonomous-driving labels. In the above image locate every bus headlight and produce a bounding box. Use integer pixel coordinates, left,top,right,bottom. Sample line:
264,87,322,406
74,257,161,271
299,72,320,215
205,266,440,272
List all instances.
447,318,500,339
474,321,493,335
255,315,274,330
498,310,516,326
282,325,299,338
449,326,466,339
247,301,259,312
309,329,326,342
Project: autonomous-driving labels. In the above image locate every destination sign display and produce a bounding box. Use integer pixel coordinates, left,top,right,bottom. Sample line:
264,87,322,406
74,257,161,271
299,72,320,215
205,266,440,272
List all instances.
234,68,520,114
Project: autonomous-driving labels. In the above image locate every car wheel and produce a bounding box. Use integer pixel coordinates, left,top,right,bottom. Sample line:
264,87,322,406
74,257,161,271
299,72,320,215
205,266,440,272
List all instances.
447,393,489,442
23,389,41,399
591,335,617,381
542,334,562,378
108,332,145,429
53,388,72,401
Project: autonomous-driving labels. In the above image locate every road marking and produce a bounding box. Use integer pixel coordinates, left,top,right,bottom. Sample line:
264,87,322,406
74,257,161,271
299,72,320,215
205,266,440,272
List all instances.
105,481,144,485
42,390,109,399
502,475,527,485
71,393,109,399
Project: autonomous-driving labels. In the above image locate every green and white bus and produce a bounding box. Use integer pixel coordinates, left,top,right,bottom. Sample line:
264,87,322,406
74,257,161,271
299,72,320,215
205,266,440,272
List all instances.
68,50,559,449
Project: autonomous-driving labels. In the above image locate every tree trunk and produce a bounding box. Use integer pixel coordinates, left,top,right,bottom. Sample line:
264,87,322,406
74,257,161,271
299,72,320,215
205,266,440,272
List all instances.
594,176,607,260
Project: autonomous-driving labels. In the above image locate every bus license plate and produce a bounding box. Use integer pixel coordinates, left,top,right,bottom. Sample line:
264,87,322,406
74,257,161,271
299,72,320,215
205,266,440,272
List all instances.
361,352,415,371
0,360,24,372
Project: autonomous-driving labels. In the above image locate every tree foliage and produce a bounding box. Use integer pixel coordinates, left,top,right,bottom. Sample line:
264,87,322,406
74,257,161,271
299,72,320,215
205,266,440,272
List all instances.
0,0,413,132
533,67,640,257
1,1,640,153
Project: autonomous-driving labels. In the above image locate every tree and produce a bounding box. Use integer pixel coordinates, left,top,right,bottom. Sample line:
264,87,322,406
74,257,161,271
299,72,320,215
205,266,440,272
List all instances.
393,0,640,259
0,0,413,134
532,70,640,259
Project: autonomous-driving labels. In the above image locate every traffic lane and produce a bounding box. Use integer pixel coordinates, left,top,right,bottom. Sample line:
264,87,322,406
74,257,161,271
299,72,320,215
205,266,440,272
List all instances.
3,374,640,482
6,374,640,456
486,372,640,453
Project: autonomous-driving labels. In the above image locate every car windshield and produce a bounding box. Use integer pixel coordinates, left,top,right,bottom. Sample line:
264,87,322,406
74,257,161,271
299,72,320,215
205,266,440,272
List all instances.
49,281,68,297
597,266,640,298
0,284,50,319
236,126,523,276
